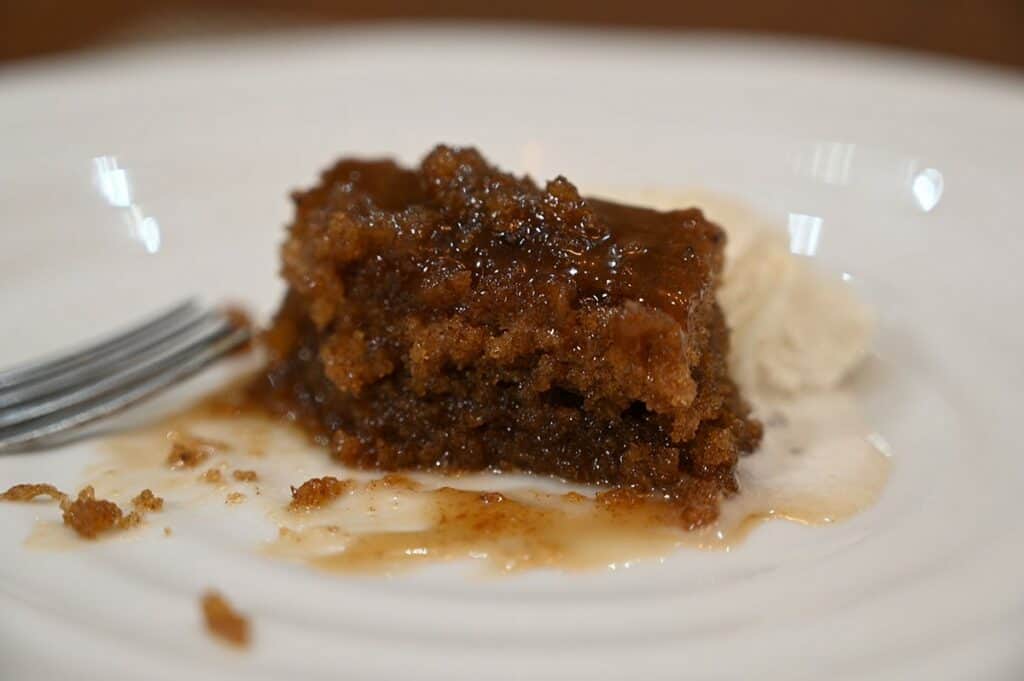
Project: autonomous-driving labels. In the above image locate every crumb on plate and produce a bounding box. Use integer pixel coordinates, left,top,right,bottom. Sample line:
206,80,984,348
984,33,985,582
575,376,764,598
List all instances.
132,489,164,512
200,468,224,484
166,433,229,469
1,483,69,505
288,476,352,511
201,590,250,648
61,486,137,539
3,482,164,539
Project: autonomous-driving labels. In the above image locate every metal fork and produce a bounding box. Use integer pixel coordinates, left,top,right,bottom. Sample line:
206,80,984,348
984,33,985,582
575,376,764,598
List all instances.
0,299,252,453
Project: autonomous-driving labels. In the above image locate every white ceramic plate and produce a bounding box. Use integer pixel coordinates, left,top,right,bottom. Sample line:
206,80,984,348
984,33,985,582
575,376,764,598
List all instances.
1,26,1023,681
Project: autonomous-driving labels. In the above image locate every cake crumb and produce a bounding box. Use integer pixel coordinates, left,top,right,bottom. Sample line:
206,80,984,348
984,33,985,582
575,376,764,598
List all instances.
61,486,128,539
200,468,224,484
1,483,68,505
164,527,173,537
289,476,352,510
225,492,246,505
132,489,164,512
4,483,160,539
166,433,229,469
119,510,143,530
232,469,259,482
167,441,209,468
201,591,250,648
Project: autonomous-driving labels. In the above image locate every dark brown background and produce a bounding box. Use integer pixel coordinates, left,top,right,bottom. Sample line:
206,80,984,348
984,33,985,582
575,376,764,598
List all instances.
2,0,1023,70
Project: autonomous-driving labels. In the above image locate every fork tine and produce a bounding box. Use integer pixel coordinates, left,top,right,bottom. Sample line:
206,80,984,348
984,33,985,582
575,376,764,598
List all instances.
0,299,201,392
0,299,207,409
0,310,233,428
0,323,251,453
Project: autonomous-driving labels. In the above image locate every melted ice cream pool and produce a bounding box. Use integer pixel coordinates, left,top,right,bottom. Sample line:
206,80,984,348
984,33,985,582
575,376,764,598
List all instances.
11,192,889,573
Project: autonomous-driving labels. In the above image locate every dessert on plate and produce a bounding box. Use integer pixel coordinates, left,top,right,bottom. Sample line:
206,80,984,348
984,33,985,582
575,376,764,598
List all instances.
255,145,762,526
1,145,884,574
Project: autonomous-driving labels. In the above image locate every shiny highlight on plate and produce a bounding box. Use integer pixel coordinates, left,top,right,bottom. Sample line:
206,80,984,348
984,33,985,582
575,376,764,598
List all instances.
795,141,857,186
92,156,162,254
787,212,823,256
911,167,943,212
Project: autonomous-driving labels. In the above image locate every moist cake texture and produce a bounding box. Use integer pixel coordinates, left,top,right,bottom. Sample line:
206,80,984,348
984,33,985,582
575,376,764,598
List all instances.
256,145,760,525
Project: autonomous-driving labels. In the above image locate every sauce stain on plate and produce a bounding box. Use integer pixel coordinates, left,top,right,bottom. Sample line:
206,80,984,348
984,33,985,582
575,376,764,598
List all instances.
15,384,888,574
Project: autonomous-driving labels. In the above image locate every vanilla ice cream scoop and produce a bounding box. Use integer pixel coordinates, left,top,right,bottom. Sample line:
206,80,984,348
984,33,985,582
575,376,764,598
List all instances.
598,189,874,395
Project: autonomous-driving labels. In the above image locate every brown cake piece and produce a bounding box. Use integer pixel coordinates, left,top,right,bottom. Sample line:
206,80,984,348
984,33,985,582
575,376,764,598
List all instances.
255,145,760,526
